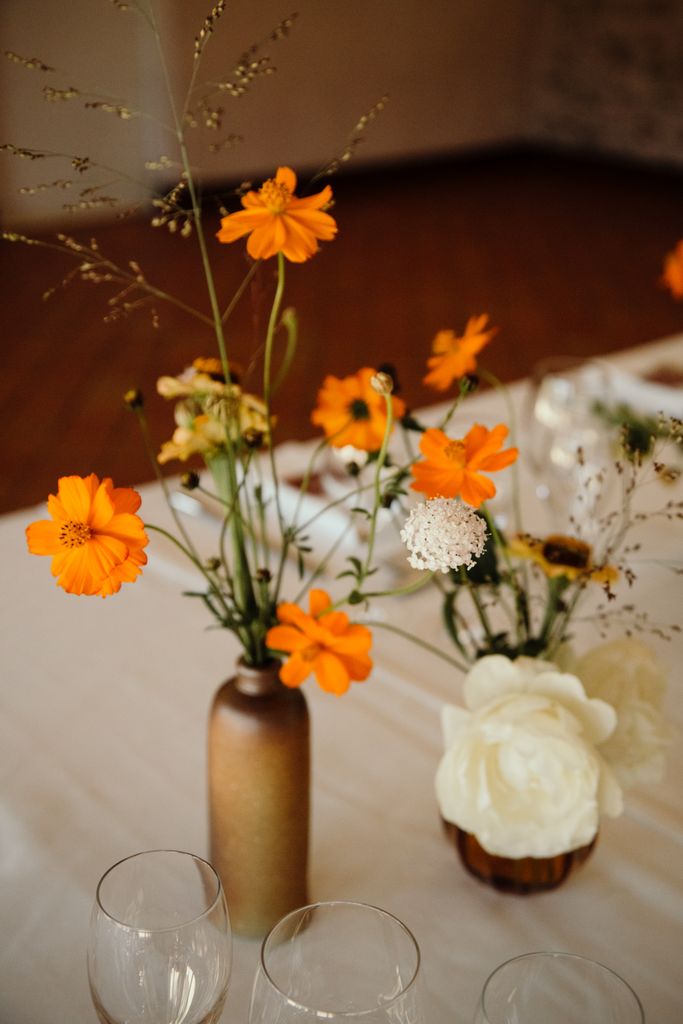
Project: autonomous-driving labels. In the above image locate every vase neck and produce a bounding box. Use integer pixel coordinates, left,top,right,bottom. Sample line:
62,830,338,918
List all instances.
234,658,282,696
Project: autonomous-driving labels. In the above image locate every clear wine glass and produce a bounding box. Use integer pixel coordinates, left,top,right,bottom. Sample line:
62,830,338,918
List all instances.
527,356,614,536
87,849,232,1024
249,900,424,1024
473,951,644,1024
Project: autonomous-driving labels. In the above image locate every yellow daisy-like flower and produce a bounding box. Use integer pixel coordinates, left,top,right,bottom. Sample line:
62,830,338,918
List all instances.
157,414,227,465
216,166,337,263
508,533,618,584
26,474,148,597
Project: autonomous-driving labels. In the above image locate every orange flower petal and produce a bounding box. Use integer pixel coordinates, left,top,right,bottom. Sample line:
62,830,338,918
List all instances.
26,519,61,555
308,588,332,618
313,650,350,696
266,624,311,653
336,651,372,681
280,652,312,688
56,474,98,522
460,472,496,508
275,166,297,192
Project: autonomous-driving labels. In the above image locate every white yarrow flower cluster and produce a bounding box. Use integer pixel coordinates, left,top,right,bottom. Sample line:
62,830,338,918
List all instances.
400,498,487,573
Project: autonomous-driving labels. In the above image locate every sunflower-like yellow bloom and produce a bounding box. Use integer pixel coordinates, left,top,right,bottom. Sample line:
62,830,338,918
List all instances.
311,367,406,451
26,474,148,597
508,533,619,584
423,315,497,392
266,588,373,696
216,166,337,262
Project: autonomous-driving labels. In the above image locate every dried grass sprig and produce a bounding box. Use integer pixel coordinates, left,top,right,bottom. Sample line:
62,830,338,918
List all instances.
310,94,390,183
194,0,228,62
194,12,298,112
1,230,213,328
4,51,55,73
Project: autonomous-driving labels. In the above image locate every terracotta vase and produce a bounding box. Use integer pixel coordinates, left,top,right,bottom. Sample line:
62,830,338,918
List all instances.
208,657,310,937
444,821,597,894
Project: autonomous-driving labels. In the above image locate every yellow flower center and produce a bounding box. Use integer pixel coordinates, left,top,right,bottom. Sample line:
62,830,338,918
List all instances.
259,178,292,214
302,643,321,662
444,440,466,463
59,520,92,548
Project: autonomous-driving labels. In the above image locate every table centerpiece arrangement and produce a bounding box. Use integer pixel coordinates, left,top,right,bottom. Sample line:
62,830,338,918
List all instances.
7,0,498,933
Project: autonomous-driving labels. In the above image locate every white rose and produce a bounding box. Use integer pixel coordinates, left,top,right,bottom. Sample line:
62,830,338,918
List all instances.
575,639,671,789
436,655,623,858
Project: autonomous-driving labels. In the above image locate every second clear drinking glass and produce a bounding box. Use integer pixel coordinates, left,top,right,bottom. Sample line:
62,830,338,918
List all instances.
87,849,232,1024
249,899,424,1024
473,951,644,1024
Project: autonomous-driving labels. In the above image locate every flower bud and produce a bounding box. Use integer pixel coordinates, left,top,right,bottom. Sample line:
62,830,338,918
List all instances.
123,388,144,409
370,371,393,396
181,470,200,490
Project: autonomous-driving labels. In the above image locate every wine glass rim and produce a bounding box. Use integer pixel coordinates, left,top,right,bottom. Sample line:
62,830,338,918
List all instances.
480,950,645,1023
259,899,422,1018
95,848,224,933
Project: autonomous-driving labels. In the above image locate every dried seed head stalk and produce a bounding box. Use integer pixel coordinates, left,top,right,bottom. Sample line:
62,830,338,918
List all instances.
151,177,194,237
194,0,227,61
144,155,179,171
83,101,140,120
18,179,73,195
208,133,243,154
198,13,297,105
314,95,390,179
0,143,47,161
43,86,80,102
4,51,55,72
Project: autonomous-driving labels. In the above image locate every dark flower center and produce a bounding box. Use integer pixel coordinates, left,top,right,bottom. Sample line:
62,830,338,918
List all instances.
542,535,590,569
349,398,370,421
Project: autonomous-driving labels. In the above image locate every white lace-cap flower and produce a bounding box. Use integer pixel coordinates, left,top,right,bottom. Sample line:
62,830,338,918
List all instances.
436,655,623,858
400,498,487,573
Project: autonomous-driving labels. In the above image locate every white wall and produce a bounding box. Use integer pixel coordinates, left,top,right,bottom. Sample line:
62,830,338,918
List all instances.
0,0,536,228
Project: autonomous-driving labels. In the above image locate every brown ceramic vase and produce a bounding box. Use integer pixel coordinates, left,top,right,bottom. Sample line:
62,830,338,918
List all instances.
208,657,310,937
444,821,597,894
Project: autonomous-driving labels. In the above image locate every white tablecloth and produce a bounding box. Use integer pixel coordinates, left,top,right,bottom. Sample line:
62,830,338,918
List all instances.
1,337,682,1023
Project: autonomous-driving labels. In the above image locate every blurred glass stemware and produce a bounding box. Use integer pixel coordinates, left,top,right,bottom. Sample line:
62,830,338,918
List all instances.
528,356,614,538
87,849,232,1024
249,900,425,1024
473,951,645,1024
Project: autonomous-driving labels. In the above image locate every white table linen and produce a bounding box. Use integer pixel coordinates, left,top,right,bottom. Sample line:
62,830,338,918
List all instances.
1,337,682,1023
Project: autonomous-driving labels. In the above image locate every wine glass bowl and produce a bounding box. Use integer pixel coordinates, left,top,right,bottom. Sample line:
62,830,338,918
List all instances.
474,951,644,1024
527,356,614,534
87,849,232,1024
249,900,424,1024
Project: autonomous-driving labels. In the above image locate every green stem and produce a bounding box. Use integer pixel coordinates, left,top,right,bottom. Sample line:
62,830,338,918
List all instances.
357,390,394,588
362,619,469,674
351,569,437,604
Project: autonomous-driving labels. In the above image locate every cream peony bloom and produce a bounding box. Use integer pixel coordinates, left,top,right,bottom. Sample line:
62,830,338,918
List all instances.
575,639,671,789
436,655,623,858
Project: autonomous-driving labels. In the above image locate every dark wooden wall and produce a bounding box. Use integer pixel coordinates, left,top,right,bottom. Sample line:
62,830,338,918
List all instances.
3,148,683,514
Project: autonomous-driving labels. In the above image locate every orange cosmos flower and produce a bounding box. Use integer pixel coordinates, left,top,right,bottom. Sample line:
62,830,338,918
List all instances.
26,474,148,597
423,314,497,391
311,367,406,451
410,424,518,507
662,239,683,299
216,166,337,263
266,588,372,696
